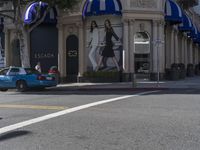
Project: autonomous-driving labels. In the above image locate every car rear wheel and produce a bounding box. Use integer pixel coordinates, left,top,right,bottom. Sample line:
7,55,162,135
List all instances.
16,81,27,92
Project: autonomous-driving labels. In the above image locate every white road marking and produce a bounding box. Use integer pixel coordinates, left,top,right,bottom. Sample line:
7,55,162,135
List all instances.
0,90,159,135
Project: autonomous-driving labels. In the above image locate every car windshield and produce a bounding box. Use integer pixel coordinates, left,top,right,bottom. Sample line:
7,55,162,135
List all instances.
25,68,40,75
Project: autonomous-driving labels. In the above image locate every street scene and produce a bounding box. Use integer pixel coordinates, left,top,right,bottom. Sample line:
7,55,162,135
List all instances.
1,0,200,149
0,78,200,149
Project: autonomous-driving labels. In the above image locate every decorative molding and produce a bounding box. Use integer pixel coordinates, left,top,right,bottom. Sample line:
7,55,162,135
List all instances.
130,0,157,9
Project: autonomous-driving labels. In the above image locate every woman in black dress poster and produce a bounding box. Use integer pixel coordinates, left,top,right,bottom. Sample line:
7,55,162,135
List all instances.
96,19,120,71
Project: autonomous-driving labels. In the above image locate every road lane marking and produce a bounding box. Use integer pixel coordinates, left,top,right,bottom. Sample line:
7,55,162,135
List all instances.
0,105,66,110
0,90,159,135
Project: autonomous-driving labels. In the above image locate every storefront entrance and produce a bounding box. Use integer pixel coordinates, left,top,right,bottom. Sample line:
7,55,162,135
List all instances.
66,35,79,82
134,32,150,78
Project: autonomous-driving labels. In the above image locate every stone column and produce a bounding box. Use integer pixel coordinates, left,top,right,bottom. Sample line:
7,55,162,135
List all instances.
129,19,135,73
184,36,188,66
152,20,158,73
123,19,129,73
4,29,10,67
181,35,185,64
188,39,193,64
165,26,171,69
57,24,65,80
194,44,198,64
77,22,85,78
174,30,179,64
158,20,165,74
170,29,175,65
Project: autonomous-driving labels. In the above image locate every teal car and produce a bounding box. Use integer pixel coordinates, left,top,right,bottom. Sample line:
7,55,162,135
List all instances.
0,67,57,92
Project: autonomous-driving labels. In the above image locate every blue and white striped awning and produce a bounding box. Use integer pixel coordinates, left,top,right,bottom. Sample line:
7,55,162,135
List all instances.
24,1,57,25
188,24,198,40
178,12,193,32
165,0,183,24
83,0,122,17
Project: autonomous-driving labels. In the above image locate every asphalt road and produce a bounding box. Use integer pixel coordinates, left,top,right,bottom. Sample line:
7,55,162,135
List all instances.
0,88,200,150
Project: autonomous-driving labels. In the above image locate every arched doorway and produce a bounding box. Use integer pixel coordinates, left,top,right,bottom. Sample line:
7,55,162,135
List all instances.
134,32,150,78
66,35,79,82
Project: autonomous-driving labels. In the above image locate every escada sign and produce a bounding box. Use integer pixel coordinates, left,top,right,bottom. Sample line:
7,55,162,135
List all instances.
34,52,55,59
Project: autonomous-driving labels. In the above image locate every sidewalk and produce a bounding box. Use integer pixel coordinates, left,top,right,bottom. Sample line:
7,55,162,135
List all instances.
57,76,200,90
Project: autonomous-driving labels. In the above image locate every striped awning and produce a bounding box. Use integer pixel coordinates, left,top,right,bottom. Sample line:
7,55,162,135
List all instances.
24,1,57,25
188,24,198,40
83,0,122,17
178,12,193,32
165,0,183,24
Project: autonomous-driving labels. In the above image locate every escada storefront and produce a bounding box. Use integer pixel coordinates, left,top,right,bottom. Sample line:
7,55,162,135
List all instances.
3,0,200,82
57,0,166,82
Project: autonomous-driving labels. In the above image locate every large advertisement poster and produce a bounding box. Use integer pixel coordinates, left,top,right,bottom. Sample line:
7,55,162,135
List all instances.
0,32,5,68
86,17,122,72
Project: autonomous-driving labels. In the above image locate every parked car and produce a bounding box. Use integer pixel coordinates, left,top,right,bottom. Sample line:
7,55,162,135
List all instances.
0,66,57,92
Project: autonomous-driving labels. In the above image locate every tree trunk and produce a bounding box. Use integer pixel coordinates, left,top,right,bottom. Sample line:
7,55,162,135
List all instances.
19,28,30,67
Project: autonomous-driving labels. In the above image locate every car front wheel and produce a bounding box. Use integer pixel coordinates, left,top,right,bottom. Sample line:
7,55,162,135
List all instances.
16,81,27,92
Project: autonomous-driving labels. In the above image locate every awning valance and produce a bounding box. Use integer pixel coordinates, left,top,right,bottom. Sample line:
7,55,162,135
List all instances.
165,0,183,24
83,0,122,17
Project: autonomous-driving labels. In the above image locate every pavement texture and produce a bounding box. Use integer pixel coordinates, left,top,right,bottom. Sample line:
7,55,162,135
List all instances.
56,76,200,90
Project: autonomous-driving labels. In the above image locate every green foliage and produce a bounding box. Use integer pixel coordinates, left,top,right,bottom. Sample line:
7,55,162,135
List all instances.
34,0,79,9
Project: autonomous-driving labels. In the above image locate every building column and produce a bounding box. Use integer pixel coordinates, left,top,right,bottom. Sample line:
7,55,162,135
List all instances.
57,24,65,79
78,22,85,77
152,20,158,73
184,37,188,66
170,28,175,65
188,39,193,64
174,30,179,64
181,35,185,64
123,19,129,73
165,26,171,69
194,44,198,65
4,29,10,67
129,19,135,73
158,20,165,74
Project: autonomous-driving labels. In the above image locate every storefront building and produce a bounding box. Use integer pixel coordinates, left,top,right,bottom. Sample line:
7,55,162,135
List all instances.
3,0,200,82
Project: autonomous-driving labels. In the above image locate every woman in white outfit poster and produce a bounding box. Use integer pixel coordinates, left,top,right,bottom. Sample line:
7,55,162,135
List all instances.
88,20,99,71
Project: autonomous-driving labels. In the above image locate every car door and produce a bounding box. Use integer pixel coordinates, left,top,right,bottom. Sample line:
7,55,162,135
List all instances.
0,68,9,88
6,68,21,87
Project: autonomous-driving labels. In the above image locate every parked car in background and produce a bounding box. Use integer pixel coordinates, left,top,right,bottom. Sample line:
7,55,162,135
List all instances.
0,66,57,92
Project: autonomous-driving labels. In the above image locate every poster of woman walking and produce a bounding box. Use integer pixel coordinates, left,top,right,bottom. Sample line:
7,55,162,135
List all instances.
86,17,122,72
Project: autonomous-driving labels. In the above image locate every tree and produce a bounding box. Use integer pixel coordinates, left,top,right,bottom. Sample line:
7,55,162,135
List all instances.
0,0,79,67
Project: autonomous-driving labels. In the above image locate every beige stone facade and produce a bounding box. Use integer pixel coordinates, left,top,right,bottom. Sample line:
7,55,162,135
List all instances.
3,0,200,81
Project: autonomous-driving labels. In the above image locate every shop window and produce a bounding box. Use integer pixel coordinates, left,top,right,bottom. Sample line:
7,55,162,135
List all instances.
134,32,150,74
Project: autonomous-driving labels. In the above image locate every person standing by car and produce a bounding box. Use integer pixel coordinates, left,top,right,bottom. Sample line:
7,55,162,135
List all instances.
35,62,41,73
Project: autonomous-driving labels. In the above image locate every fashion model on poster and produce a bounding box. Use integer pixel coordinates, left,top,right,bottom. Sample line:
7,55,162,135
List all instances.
96,19,120,71
88,20,99,71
